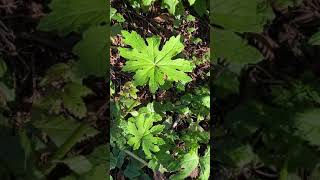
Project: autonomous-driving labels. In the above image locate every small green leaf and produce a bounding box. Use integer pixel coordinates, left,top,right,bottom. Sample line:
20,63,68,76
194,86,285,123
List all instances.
127,112,165,159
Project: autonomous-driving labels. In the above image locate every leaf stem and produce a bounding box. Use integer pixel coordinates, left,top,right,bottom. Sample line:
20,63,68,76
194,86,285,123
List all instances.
44,123,92,175
123,150,148,167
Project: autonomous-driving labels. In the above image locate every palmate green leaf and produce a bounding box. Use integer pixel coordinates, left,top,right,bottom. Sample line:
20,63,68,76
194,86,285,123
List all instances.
127,113,165,159
212,29,262,74
73,26,108,78
38,0,108,34
170,148,200,180
119,31,194,93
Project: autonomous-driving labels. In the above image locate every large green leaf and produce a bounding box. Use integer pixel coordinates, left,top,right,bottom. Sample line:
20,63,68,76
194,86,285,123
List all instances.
212,0,266,32
119,30,194,93
38,0,108,34
33,114,98,147
212,29,262,73
73,26,108,78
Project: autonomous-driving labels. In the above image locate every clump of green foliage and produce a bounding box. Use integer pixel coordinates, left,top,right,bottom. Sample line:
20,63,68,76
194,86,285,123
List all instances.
213,0,320,179
0,0,108,179
110,0,210,179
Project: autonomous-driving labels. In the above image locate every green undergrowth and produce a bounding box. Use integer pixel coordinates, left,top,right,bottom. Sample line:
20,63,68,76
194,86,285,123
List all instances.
110,0,210,179
0,0,108,179
213,0,320,179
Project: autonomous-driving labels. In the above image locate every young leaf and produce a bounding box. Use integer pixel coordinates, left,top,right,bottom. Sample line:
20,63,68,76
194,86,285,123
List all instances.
127,113,165,159
119,31,194,93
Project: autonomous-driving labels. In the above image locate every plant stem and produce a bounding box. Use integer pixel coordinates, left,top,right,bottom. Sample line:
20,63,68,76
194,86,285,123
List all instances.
44,123,92,175
123,150,148,167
